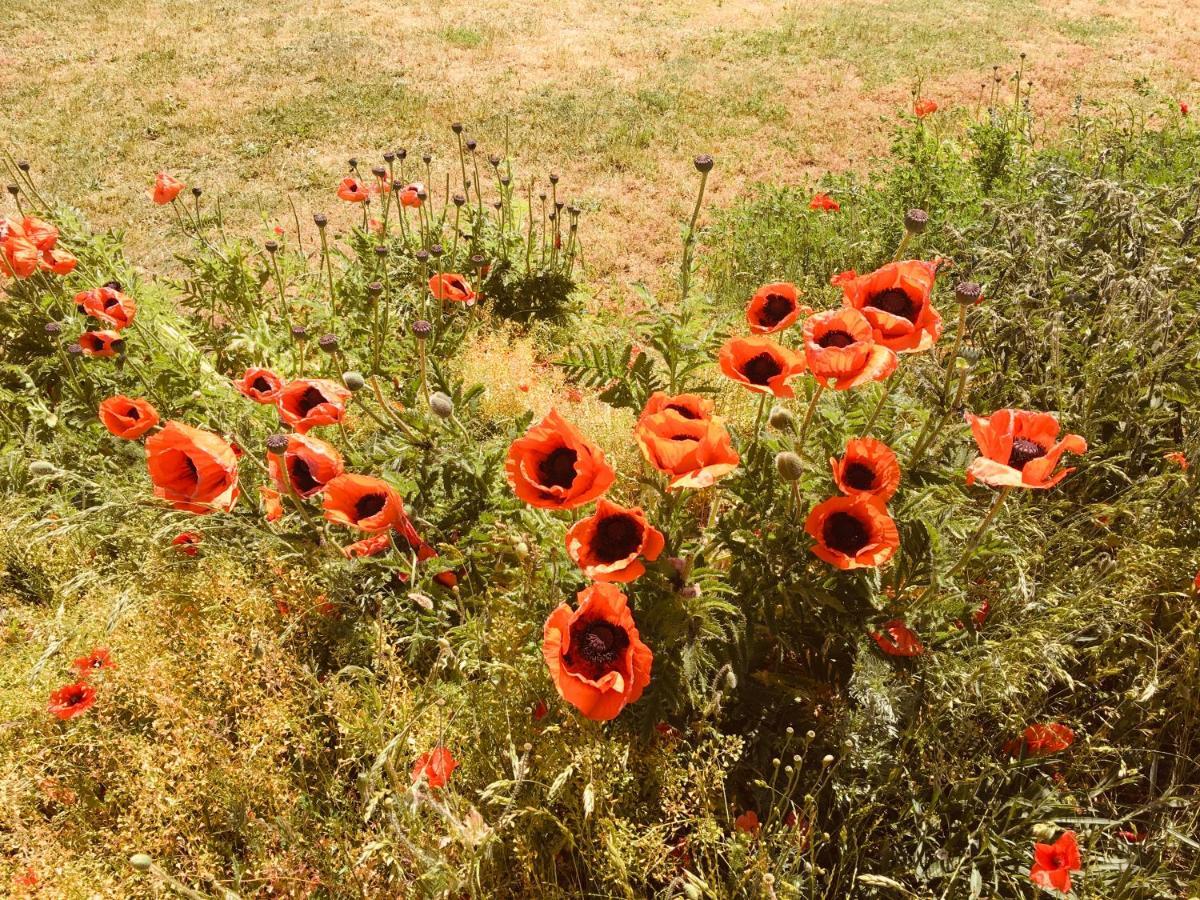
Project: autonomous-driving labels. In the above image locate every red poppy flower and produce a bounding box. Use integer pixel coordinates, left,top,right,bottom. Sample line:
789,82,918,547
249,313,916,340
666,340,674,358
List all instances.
746,282,809,333
12,867,38,890
1030,831,1081,894
1194,570,1200,593
505,409,615,509
78,330,123,358
802,307,896,390
342,532,393,559
98,395,159,440
321,473,405,532
1006,723,1075,758
805,494,899,569
336,176,369,203
76,286,137,330
151,172,185,205
635,410,740,490
831,437,901,501
398,182,425,208
965,409,1087,490
914,98,938,118
268,433,344,498
639,391,714,423
972,599,991,627
145,421,240,514
1164,450,1189,470
429,273,476,305
832,259,945,353
1181,102,1189,117
235,367,284,403
276,378,350,434
810,193,840,212
22,217,60,253
565,498,665,583
71,648,116,676
870,619,925,657
48,681,97,720
717,335,807,398
411,746,458,789
171,531,203,555
1117,829,1146,843
533,700,548,721
543,582,653,721
259,487,284,522
40,245,77,275
734,811,760,835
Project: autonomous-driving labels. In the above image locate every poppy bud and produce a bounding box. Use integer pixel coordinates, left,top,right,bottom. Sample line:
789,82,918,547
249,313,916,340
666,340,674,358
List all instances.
429,391,454,419
453,194,466,207
768,406,795,432
374,245,388,258
776,451,804,481
45,321,62,335
367,281,383,296
383,151,396,163
904,208,928,234
429,244,443,257
342,371,365,392
5,184,18,197
265,433,289,452
693,154,714,173
129,854,153,873
191,186,203,197
317,333,339,353
371,165,386,179
466,139,477,152
451,122,464,134
291,324,308,340
17,160,30,172
29,460,57,476
67,342,82,355
313,213,328,228
411,319,433,338
955,281,983,306
264,240,279,254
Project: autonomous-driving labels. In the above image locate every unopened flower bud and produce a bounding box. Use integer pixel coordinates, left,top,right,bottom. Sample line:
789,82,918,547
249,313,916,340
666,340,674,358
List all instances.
429,391,454,419
955,281,983,306
317,333,339,353
769,406,795,432
776,451,804,481
29,460,57,476
342,371,365,392
904,208,928,234
129,853,153,872
348,157,358,169
693,154,714,173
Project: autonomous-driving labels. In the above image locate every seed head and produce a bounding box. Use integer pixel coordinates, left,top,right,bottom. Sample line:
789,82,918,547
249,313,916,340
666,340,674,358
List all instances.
451,122,463,134
429,391,454,419
313,213,328,228
549,172,559,184
415,249,429,262
411,319,433,338
264,240,279,254
44,321,62,335
367,281,383,296
954,281,983,306
396,148,407,160
265,433,289,453
348,157,358,170
421,153,432,165
693,154,714,173
191,186,203,198
371,165,386,179
290,324,308,340
67,342,82,355
465,139,477,152
776,451,804,481
383,151,396,163
16,160,30,172
374,245,388,258
342,371,366,392
453,194,466,207
470,254,486,267
488,154,501,167
429,244,444,258
5,184,18,197
904,208,929,234
317,333,339,353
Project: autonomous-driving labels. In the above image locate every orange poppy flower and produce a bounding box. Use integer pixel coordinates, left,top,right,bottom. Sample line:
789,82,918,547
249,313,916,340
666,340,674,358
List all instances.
635,410,740,490
321,473,405,532
171,531,203,555
145,421,240,514
914,98,938,118
805,494,899,569
542,582,653,721
399,182,425,208
48,681,97,719
235,367,284,403
40,246,77,275
965,409,1087,490
565,498,665,583
22,217,59,253
639,391,714,424
98,395,159,440
78,330,123,358
717,335,807,398
505,409,615,509
746,282,808,334
831,437,901,501
809,192,840,212
1165,450,1189,470
1030,831,1081,894
733,811,760,835
802,308,897,390
72,648,116,676
832,259,945,353
151,172,185,205
343,532,393,559
1,218,40,279
336,176,369,203
267,433,344,498
276,378,350,434
77,286,137,329
259,487,284,522
429,273,476,305
411,747,458,789
870,619,925,657
1005,722,1075,758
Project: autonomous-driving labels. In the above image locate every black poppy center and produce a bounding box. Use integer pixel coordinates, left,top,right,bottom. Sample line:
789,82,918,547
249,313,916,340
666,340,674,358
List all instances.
252,376,272,393
290,456,321,494
1007,437,1046,471
823,511,870,556
538,446,578,490
63,687,87,705
759,293,794,327
103,297,119,309
869,288,918,322
591,514,643,564
818,329,855,348
574,620,629,668
355,493,387,520
126,407,141,420
181,454,199,487
843,461,876,491
667,403,699,420
297,386,327,416
671,433,699,442
741,352,783,385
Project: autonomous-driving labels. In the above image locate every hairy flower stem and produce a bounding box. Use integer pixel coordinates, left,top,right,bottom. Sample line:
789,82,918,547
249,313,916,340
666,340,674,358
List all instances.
268,253,292,338
749,392,769,448
892,230,912,262
793,384,825,463
318,228,337,318
861,375,893,437
679,168,710,302
908,306,969,467
912,487,1012,608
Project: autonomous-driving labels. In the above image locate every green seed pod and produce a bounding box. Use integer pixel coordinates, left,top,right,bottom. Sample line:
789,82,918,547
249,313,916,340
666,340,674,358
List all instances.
342,371,366,392
776,451,804,481
129,853,153,872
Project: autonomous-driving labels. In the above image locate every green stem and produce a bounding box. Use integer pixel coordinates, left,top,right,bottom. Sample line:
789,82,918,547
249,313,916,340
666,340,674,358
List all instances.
861,375,893,437
679,169,710,302
793,383,825,463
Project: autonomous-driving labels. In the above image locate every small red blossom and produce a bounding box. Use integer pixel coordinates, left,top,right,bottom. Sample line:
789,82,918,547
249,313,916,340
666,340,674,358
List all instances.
337,177,369,203
171,531,202,556
733,810,760,835
914,98,938,118
151,172,185,205
72,648,116,676
1030,830,1081,894
870,619,925,657
411,747,459,789
810,192,840,212
1006,722,1075,758
1164,451,1189,470
48,681,97,720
